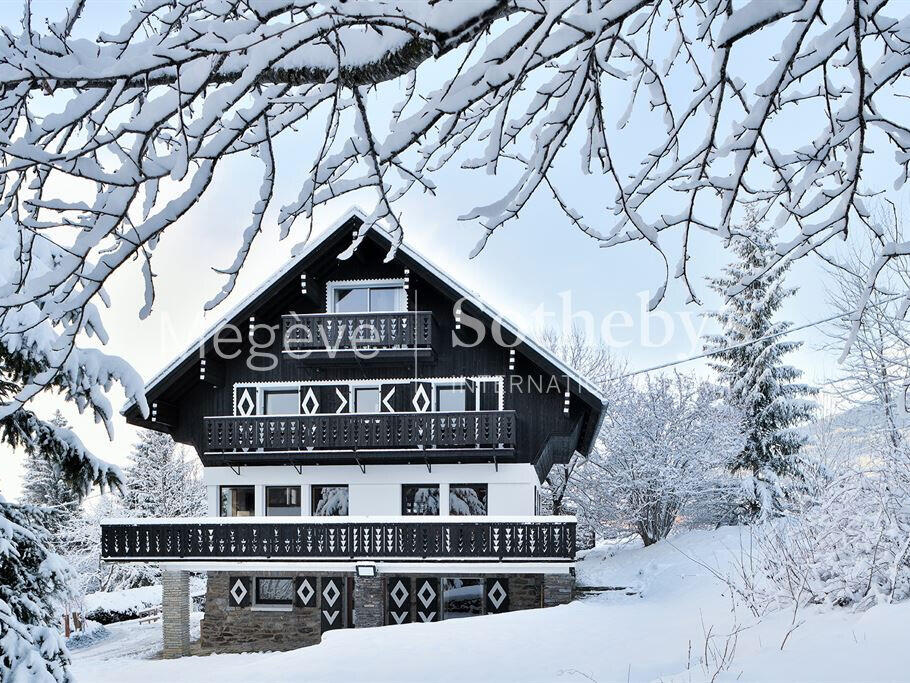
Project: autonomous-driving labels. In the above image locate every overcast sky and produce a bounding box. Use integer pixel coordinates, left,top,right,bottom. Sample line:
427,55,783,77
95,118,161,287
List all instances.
0,1,877,500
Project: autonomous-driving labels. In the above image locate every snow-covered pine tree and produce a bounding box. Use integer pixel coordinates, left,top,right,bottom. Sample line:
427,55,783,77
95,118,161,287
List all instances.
0,348,120,682
121,430,206,520
705,214,817,518
20,411,81,535
0,500,73,682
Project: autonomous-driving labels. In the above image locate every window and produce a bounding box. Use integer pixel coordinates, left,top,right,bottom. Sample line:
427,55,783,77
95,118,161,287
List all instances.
449,484,488,516
329,282,405,313
443,579,483,619
220,486,255,517
353,387,381,414
312,485,349,516
266,486,301,516
263,389,298,415
435,384,466,412
255,577,293,606
402,485,440,515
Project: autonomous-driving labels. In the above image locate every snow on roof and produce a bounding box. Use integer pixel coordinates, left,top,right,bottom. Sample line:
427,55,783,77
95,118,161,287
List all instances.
123,207,606,414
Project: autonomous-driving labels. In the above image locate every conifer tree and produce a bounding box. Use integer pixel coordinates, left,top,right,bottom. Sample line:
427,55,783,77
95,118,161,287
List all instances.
121,430,205,520
20,411,81,532
706,215,817,517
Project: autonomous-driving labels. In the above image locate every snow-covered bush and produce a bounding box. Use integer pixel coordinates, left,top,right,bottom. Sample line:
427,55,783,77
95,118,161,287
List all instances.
750,448,910,610
574,373,743,546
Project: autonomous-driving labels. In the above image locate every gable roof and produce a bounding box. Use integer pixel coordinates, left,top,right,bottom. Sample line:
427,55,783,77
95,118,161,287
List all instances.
124,208,606,451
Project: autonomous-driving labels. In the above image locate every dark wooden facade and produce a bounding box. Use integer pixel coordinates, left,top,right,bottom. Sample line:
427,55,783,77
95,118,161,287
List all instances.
122,214,604,481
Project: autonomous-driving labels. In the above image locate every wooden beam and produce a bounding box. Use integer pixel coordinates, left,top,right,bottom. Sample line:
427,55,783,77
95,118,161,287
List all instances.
149,400,178,428
198,356,225,387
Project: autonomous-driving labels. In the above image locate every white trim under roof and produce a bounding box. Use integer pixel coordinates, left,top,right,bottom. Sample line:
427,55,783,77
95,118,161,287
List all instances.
121,207,606,414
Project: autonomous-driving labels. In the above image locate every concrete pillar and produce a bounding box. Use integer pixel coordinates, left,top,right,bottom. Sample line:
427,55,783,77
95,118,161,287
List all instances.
352,575,383,628
162,570,191,658
542,573,574,607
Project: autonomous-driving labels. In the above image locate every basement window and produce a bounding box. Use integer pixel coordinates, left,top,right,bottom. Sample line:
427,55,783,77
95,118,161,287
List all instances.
254,578,293,607
443,579,484,619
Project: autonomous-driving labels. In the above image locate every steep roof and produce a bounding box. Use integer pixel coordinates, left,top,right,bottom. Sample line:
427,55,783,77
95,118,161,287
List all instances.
124,208,606,453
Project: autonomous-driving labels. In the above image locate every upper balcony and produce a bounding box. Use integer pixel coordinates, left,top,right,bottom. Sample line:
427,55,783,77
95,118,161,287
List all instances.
281,311,434,360
202,410,516,466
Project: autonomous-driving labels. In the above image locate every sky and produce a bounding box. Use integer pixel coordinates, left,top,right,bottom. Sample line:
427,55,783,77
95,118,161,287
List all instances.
0,1,885,500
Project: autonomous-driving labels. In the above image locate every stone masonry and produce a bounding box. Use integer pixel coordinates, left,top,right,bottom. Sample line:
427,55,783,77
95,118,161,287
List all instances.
162,570,190,658
198,571,576,653
542,573,575,607
200,572,321,653
353,575,384,628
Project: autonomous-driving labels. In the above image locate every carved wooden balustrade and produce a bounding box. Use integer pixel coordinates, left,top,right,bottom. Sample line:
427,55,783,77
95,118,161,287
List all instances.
100,518,576,562
282,311,432,352
204,411,516,453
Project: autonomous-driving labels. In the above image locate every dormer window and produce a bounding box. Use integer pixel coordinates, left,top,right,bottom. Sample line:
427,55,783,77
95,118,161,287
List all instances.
328,280,406,314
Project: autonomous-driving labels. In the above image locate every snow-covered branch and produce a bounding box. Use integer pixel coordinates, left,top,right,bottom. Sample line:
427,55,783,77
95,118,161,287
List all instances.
1,0,909,426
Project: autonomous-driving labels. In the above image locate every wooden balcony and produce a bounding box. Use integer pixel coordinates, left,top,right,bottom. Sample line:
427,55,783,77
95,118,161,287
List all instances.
204,411,516,461
100,517,576,563
282,311,433,357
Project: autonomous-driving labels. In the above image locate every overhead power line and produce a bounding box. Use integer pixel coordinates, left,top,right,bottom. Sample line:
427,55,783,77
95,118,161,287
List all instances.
608,294,906,383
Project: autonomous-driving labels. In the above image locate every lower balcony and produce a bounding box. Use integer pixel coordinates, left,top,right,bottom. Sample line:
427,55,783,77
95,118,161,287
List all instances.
100,517,576,563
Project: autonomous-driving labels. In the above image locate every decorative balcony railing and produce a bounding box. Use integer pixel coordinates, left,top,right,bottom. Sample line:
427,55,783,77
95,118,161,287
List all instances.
100,517,576,562
282,311,432,353
204,410,516,453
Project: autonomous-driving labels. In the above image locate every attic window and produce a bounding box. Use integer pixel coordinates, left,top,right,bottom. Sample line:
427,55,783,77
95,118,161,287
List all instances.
328,280,405,314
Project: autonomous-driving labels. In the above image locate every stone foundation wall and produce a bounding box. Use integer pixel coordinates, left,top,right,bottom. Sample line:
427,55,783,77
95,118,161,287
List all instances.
542,573,575,607
200,570,575,653
200,572,322,653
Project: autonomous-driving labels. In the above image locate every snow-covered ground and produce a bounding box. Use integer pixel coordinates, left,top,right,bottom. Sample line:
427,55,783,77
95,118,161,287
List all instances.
71,527,910,682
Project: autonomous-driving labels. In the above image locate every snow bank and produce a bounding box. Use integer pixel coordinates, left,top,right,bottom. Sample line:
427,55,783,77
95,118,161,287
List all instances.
70,529,910,682
82,577,206,624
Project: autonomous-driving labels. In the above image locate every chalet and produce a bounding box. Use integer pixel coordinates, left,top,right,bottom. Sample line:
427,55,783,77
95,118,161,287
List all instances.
101,209,605,656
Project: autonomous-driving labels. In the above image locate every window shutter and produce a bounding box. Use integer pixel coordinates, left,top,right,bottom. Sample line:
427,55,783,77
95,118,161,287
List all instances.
386,577,412,624
294,576,317,608
235,386,257,416
320,576,345,631
479,379,500,411
409,381,432,413
228,576,251,607
485,578,509,614
321,385,347,414
380,384,400,412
